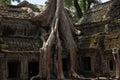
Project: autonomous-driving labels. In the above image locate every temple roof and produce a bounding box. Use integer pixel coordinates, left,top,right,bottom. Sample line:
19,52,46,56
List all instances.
79,0,120,24
0,1,40,19
78,0,120,50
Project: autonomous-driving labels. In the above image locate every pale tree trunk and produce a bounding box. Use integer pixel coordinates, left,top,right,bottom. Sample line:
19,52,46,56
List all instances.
31,0,81,79
112,48,120,79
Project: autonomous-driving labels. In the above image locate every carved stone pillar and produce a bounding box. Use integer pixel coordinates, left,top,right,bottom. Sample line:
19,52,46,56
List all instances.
1,55,7,80
0,57,3,79
21,56,28,80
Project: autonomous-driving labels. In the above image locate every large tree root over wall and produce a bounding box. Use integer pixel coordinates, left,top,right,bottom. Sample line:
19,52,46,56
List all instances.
31,0,81,79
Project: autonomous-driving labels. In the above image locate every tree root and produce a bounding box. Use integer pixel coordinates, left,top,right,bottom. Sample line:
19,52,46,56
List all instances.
71,72,84,79
31,0,81,79
30,74,40,80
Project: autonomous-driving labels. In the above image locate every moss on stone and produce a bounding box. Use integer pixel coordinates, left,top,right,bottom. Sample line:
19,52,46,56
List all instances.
80,32,120,50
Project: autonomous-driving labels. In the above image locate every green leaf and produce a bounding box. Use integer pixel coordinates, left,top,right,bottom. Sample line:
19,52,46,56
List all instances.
64,0,73,7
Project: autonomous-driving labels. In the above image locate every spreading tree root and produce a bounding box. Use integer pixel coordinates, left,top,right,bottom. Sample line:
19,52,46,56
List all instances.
31,0,81,79
30,74,40,80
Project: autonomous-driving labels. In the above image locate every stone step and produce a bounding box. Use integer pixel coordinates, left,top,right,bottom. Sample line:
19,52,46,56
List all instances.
49,77,112,80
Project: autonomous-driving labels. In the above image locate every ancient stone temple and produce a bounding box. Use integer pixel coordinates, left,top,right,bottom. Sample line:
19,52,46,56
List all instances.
0,0,120,79
0,1,43,80
77,0,120,78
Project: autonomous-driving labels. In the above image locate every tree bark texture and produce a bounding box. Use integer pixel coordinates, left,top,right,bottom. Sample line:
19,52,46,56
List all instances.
112,48,120,79
31,0,81,79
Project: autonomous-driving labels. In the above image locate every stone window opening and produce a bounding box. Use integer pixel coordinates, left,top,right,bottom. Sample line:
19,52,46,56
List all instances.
7,60,20,78
28,61,39,79
81,57,92,71
109,60,115,71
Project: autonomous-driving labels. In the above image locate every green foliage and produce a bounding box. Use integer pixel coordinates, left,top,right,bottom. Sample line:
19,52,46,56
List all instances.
37,5,45,12
64,0,73,8
64,0,80,23
0,0,10,6
0,0,20,6
64,0,101,13
64,0,101,23
78,0,84,12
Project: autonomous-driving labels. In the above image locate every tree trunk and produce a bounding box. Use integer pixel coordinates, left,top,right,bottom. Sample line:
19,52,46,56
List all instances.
83,0,87,12
31,0,81,79
74,0,83,18
112,48,120,79
87,1,91,10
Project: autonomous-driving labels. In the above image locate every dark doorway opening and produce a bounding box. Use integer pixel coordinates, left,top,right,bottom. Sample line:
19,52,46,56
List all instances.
28,61,39,79
62,58,69,77
82,57,91,71
109,60,114,71
8,60,20,78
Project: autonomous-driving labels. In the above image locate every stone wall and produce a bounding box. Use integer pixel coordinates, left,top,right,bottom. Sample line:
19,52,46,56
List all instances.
77,49,116,77
0,53,39,80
